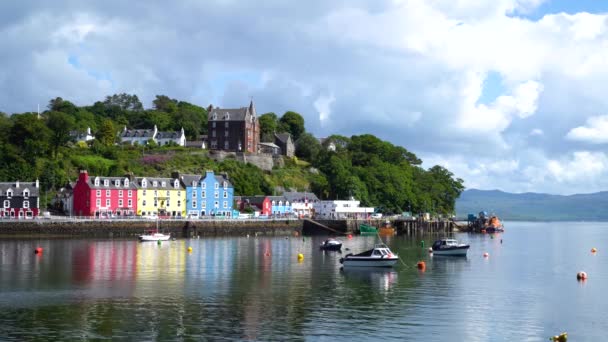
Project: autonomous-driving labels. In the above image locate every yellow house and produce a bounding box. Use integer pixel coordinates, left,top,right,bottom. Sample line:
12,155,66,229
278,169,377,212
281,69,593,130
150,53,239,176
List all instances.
135,177,186,217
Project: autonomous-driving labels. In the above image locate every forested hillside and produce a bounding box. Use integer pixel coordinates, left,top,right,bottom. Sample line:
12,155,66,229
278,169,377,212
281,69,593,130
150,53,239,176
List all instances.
0,94,464,214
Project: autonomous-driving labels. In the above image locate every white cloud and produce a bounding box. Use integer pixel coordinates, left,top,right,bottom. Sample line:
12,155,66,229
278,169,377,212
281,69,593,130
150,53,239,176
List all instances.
530,128,544,136
566,115,608,144
314,94,335,125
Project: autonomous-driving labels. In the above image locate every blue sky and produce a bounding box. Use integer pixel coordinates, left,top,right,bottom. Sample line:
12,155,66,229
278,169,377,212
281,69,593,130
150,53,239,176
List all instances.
3,0,608,195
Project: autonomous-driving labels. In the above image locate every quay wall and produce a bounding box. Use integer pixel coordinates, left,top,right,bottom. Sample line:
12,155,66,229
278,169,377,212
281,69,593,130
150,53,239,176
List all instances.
0,219,301,238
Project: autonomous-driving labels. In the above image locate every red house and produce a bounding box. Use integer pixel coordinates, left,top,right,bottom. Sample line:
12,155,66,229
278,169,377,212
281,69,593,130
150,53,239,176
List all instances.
238,196,271,215
73,170,137,217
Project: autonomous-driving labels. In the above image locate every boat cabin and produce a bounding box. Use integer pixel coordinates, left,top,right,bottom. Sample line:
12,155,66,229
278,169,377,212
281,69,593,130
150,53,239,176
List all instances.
433,239,459,249
354,244,393,257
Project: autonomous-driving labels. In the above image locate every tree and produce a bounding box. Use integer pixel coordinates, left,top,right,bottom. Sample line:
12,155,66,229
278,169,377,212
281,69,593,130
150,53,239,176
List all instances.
97,119,117,147
259,112,278,142
153,95,178,114
295,133,321,161
102,93,143,112
46,111,76,158
279,111,305,141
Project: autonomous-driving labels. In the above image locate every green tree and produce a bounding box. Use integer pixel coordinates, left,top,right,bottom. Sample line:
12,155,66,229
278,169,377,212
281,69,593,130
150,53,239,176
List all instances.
103,93,143,112
97,119,117,147
279,111,305,141
153,95,178,114
46,111,76,158
259,112,278,142
295,133,321,161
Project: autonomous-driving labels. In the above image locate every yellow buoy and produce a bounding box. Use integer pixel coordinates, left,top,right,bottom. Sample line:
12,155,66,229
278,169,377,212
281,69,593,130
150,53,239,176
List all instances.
297,253,304,260
187,247,193,253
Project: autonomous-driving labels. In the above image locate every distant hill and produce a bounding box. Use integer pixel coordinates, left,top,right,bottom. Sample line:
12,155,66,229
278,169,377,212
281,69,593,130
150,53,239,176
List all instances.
455,189,608,221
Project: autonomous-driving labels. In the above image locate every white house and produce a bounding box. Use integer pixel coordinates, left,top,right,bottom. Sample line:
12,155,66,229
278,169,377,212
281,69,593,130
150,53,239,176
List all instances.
120,125,187,146
156,128,186,146
70,127,95,144
283,191,319,217
313,198,375,219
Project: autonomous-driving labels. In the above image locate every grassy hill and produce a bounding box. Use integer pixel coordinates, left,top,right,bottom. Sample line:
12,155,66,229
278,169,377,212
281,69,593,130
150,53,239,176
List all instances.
455,189,608,221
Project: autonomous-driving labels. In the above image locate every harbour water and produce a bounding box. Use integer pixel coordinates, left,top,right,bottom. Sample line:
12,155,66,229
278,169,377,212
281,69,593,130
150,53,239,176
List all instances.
0,221,607,341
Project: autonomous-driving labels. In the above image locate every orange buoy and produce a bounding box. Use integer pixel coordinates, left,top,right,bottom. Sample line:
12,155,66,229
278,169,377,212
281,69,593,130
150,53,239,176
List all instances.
483,252,489,258
34,247,43,254
264,251,271,257
347,234,353,239
591,247,597,253
577,271,588,280
417,261,426,270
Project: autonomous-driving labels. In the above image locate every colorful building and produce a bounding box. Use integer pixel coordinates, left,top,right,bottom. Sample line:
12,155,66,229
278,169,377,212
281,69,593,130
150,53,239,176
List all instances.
239,196,272,215
134,177,185,217
0,180,40,218
180,171,234,218
268,196,292,216
73,170,137,217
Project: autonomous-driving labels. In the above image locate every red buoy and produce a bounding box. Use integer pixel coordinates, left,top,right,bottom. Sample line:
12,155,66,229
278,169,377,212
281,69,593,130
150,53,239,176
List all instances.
417,261,426,270
34,247,43,254
577,271,588,280
348,234,353,239
483,252,489,258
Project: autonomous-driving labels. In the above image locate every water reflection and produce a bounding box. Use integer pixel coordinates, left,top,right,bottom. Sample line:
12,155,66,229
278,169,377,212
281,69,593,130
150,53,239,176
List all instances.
341,267,398,293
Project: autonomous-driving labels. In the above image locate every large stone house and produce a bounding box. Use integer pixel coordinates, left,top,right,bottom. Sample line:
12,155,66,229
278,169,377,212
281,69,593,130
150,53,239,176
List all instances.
207,101,260,153
274,133,295,157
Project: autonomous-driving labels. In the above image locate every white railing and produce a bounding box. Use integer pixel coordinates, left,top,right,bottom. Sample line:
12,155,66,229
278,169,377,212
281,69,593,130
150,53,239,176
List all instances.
0,215,300,223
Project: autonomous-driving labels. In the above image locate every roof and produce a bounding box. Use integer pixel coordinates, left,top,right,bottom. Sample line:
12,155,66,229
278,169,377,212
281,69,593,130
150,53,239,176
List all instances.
259,142,280,149
267,195,289,202
177,174,202,187
240,196,268,205
282,191,319,203
121,129,155,138
134,177,183,190
275,133,292,144
0,181,40,197
209,107,249,121
86,176,138,190
156,131,182,140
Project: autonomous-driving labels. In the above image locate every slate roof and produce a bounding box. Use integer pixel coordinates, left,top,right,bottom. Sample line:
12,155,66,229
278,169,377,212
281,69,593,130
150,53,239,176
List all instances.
267,195,289,203
282,191,319,203
0,181,40,197
240,196,268,205
275,133,292,144
156,131,182,139
86,176,138,190
120,129,155,138
134,177,183,190
176,174,202,187
209,107,249,121
259,142,280,149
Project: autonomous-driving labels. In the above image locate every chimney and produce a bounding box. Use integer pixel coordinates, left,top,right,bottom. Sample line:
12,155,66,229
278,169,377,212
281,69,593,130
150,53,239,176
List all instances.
15,180,19,188
79,170,89,183
35,179,39,188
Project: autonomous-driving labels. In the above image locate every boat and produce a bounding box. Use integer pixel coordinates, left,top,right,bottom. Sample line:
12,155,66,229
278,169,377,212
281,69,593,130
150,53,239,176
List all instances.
431,238,469,256
339,243,399,267
320,238,342,251
378,220,395,236
139,219,171,241
485,215,504,233
359,223,377,235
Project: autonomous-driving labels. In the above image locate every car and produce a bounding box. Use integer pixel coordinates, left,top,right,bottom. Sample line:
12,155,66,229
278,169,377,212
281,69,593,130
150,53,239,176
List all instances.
371,213,383,219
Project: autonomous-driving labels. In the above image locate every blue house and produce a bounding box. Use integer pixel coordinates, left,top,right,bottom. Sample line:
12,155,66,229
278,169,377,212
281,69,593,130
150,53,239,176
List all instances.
178,171,234,218
268,195,292,216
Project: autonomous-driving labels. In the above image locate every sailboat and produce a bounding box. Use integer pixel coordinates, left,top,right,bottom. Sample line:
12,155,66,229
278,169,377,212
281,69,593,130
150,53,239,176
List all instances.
139,218,171,241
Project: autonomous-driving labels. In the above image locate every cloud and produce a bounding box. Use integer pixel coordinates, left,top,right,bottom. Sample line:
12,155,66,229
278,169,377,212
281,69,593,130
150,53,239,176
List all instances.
2,0,608,194
566,115,608,144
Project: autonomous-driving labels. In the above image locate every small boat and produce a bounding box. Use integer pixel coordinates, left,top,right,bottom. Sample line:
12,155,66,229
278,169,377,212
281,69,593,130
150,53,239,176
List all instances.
378,220,395,236
139,232,171,241
484,215,504,233
320,238,342,251
431,238,469,256
339,243,399,267
359,223,377,235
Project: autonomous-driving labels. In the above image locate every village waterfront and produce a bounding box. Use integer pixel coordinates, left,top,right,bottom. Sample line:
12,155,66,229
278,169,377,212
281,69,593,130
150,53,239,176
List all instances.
1,221,606,341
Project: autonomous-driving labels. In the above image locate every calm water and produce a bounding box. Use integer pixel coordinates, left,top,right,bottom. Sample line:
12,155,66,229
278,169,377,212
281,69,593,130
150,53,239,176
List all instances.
0,222,606,341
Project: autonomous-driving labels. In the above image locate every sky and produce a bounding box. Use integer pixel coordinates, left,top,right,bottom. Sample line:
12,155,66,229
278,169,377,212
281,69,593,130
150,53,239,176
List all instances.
2,0,608,195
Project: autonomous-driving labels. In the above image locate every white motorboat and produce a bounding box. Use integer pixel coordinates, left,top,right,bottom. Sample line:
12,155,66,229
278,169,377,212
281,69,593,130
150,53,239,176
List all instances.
431,238,469,256
339,243,399,267
139,232,171,241
320,238,342,251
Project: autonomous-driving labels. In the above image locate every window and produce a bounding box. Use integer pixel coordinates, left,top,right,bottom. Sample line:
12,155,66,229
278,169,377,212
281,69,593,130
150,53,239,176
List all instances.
192,191,197,198
96,199,101,207
106,190,110,197
214,201,219,208
225,113,230,120
161,181,166,187
143,190,147,196
224,141,229,149
223,191,228,198
212,130,216,137
192,200,197,208
215,183,219,189
154,190,158,197
6,190,12,197
154,200,158,207
174,180,179,189
225,121,229,128
177,191,181,197
202,182,206,189
119,190,123,197
128,190,132,197
142,179,147,188
201,202,206,208
106,199,110,207
96,190,101,197
118,199,123,207
143,200,147,206
177,200,181,207
192,181,197,187
212,120,216,126
214,191,219,198
223,181,228,189
128,199,132,207
225,130,229,137
125,179,129,187
272,201,276,205
23,190,29,197
94,178,100,186
153,181,158,187
115,180,120,187
166,200,170,207
166,191,170,197
202,191,206,199
223,201,228,209
3,200,9,208
104,179,109,187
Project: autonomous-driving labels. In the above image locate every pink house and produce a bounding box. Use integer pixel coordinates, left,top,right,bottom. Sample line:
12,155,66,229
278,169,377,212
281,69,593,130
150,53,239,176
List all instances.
73,170,138,217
